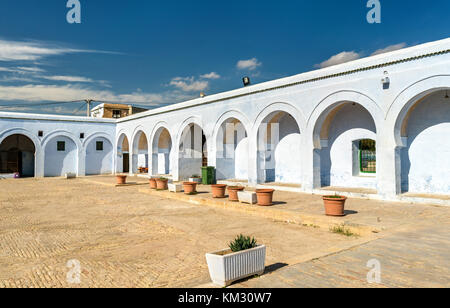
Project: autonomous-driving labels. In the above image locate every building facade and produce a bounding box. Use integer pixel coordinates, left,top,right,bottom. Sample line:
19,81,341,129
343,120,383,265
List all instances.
1,38,449,204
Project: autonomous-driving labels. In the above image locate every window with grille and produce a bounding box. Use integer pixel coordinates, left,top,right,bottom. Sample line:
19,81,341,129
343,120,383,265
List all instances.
112,110,121,118
57,141,65,152
359,139,376,173
96,141,104,151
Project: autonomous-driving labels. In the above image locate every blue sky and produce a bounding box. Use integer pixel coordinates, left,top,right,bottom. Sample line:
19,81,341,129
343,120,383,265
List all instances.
0,0,449,115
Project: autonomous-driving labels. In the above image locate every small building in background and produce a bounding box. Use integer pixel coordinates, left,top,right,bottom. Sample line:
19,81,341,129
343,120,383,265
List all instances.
90,103,147,119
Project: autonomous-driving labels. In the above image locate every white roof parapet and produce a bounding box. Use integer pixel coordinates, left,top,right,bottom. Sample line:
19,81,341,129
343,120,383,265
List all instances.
118,37,450,123
0,111,116,123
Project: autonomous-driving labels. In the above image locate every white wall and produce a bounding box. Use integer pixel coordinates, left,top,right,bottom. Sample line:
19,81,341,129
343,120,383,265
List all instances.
44,136,77,177
321,104,377,189
85,137,113,175
401,92,450,194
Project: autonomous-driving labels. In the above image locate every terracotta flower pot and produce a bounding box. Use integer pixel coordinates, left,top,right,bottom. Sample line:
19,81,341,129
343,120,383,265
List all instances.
323,196,347,216
211,184,227,198
227,186,245,202
116,175,127,185
256,189,275,206
156,178,168,190
183,182,197,194
149,178,157,189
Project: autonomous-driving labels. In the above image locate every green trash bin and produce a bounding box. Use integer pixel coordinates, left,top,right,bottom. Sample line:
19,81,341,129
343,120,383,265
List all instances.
201,166,216,185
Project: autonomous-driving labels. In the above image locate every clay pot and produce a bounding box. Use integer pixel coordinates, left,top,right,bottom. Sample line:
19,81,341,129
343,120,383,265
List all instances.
183,182,197,194
149,178,157,189
256,189,275,206
323,196,347,216
116,175,127,185
156,178,168,190
211,184,227,198
227,186,245,202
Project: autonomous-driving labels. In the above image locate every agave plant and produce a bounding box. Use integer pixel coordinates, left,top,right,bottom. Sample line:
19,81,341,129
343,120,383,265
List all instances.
228,234,258,253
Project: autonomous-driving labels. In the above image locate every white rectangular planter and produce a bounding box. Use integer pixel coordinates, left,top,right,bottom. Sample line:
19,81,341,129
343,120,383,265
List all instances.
168,183,183,193
189,177,202,183
205,245,266,287
238,191,257,204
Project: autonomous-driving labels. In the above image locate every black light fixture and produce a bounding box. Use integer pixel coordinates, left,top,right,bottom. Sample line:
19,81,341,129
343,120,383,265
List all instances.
445,90,449,99
242,76,251,87
80,133,85,139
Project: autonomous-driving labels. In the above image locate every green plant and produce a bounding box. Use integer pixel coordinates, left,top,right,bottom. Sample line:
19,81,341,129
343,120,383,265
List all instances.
192,175,201,178
229,234,258,252
159,177,168,181
330,224,358,237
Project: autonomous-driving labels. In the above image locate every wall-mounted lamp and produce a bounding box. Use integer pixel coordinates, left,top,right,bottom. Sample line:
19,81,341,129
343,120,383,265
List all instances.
445,90,449,99
242,76,251,87
381,71,390,89
200,92,206,98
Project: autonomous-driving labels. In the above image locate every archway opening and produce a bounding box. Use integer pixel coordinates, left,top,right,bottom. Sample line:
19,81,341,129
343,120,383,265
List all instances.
117,134,129,173
44,136,77,177
178,123,207,180
132,131,148,174
257,111,301,184
399,89,450,195
0,134,35,177
314,102,377,189
152,127,172,176
86,137,113,175
216,118,248,181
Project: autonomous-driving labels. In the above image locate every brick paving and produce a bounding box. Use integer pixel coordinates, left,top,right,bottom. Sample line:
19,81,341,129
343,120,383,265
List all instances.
0,176,448,288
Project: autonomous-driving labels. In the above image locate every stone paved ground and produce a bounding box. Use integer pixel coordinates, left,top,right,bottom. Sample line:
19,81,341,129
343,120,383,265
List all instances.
233,213,450,288
0,176,448,288
0,176,364,288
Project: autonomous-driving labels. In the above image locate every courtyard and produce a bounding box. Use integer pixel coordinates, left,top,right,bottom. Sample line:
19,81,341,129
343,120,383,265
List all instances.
0,176,449,288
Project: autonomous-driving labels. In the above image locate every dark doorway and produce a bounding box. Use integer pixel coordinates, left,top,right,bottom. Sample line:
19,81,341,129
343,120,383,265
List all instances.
123,153,130,173
0,134,35,177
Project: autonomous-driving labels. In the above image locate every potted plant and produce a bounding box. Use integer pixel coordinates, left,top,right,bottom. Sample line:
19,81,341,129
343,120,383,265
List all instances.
149,177,157,189
205,234,266,287
323,194,347,216
211,184,227,198
183,182,197,195
255,189,275,206
189,175,202,184
227,186,245,202
116,174,127,185
156,177,169,190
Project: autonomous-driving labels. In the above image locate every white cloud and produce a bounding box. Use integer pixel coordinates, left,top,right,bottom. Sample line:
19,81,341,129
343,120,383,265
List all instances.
169,76,209,92
0,84,195,108
236,58,262,71
200,72,221,79
40,75,94,83
316,51,361,68
371,43,407,56
0,39,117,62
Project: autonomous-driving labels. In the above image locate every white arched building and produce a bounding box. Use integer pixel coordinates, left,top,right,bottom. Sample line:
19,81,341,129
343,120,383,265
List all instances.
1,38,449,204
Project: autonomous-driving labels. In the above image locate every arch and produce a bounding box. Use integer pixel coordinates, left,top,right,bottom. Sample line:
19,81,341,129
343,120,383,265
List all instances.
0,133,36,177
116,133,130,173
85,136,114,175
386,75,450,147
255,106,302,184
131,129,149,174
150,122,173,176
214,116,249,181
307,90,383,149
308,92,380,189
253,102,306,134
393,88,450,195
177,118,208,180
43,132,78,177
